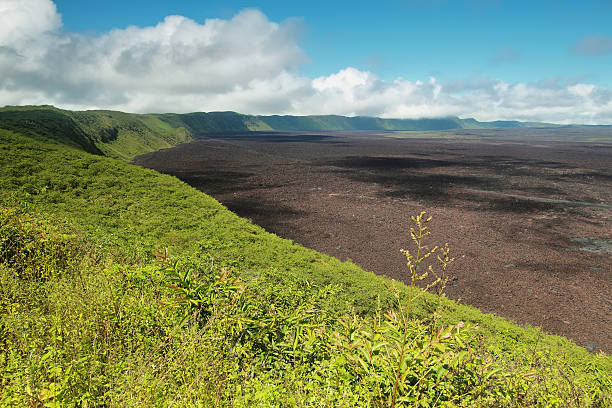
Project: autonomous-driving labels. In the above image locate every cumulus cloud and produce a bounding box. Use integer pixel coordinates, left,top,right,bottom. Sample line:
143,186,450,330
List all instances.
0,0,308,112
302,69,451,118
0,0,61,46
572,35,612,56
295,69,612,124
1,0,612,124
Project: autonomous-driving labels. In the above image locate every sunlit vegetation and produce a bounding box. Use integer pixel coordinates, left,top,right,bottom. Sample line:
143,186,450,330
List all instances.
0,109,610,406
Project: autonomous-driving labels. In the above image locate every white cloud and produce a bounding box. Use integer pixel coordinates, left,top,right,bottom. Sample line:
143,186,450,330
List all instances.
0,0,61,46
297,69,612,124
1,0,612,124
0,1,308,112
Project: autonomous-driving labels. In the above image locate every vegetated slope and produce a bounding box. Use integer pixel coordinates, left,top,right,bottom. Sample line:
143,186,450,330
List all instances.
0,127,396,314
205,114,555,132
3,204,608,407
245,114,562,131
0,122,611,405
252,115,466,131
0,106,193,161
0,106,103,155
0,105,566,162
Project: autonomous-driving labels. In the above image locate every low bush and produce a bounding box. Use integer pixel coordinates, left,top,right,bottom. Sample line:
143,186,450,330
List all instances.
0,207,83,281
1,210,609,407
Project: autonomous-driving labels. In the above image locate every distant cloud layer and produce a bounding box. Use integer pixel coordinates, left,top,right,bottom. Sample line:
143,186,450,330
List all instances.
1,0,612,124
572,35,612,56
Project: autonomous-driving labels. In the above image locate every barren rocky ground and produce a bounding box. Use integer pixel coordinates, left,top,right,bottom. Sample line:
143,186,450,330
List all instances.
133,130,612,353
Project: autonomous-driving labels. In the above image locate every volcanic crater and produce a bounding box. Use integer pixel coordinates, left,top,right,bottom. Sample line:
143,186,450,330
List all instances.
133,130,612,353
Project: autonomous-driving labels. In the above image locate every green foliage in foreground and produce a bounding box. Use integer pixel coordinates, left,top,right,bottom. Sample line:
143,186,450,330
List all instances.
1,207,609,407
0,128,610,406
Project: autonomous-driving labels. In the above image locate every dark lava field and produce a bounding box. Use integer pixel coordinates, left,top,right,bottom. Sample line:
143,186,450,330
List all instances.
133,129,612,353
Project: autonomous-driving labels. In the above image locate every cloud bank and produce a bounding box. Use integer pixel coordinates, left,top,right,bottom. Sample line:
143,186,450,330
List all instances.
1,0,612,124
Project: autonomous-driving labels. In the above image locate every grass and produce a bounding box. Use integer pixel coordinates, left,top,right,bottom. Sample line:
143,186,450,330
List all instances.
1,203,609,406
0,109,611,406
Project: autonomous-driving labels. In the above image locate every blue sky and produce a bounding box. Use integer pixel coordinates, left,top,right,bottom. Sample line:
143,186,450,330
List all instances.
2,0,612,123
53,0,612,85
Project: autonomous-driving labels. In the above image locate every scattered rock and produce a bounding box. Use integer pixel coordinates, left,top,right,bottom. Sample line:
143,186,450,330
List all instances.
585,343,597,352
569,237,612,257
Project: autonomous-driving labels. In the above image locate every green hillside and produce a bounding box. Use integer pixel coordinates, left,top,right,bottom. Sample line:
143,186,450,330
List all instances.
253,115,467,131
0,107,610,406
0,106,103,155
0,105,566,162
0,106,193,161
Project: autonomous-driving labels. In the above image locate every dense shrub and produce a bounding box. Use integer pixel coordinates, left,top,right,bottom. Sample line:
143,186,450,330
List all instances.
0,207,82,281
1,210,609,407
0,126,610,406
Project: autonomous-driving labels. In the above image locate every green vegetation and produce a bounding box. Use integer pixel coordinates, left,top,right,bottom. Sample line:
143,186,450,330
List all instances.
0,106,193,161
0,106,103,155
2,105,586,163
0,109,610,406
250,115,467,131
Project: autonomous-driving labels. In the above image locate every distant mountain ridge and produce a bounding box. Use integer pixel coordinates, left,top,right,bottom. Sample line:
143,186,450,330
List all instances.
0,104,583,160
249,114,558,131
